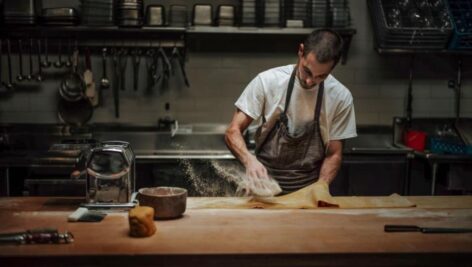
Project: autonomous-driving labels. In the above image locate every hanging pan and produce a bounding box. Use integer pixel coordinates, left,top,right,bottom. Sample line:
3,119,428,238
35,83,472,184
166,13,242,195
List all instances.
57,96,93,126
57,48,93,126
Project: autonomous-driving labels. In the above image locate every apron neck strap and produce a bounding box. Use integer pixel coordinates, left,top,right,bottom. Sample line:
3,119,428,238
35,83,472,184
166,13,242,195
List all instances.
283,67,297,115
283,65,325,123
314,81,324,122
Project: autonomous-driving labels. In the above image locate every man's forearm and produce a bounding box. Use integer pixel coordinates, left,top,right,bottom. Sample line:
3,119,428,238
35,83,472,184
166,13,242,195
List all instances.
318,141,343,184
225,127,254,167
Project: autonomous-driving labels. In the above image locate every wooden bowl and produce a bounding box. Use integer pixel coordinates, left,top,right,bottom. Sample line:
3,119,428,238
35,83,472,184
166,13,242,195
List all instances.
137,187,187,220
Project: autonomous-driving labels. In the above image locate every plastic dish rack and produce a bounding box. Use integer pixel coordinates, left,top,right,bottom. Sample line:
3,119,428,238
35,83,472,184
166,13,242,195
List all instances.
428,136,472,155
446,0,472,49
367,0,453,49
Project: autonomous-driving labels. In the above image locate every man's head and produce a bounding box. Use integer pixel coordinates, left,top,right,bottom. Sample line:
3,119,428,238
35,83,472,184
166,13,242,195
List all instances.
297,29,343,89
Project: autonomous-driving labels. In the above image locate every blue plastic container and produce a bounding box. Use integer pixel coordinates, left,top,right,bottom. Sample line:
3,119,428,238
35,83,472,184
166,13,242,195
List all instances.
429,136,472,155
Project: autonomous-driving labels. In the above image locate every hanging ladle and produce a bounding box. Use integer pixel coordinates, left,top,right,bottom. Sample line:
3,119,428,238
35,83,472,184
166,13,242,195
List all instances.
16,39,24,82
132,48,142,91
41,38,51,68
65,39,73,68
100,47,110,89
27,38,34,81
54,39,64,68
6,39,15,90
36,39,43,82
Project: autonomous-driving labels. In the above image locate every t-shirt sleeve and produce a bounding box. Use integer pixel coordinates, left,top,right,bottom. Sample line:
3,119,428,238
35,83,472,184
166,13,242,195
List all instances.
235,75,265,120
330,93,357,140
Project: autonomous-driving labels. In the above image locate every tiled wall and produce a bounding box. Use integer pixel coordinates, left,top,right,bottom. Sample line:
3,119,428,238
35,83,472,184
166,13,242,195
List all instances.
0,1,471,125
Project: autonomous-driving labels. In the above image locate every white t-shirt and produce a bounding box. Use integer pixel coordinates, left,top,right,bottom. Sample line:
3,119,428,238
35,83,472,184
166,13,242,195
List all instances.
235,64,357,147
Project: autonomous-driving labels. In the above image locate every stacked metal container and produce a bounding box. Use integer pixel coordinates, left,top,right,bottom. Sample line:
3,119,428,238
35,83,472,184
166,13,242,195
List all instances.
217,5,236,26
263,0,283,27
2,0,41,25
241,0,258,26
285,0,310,27
169,5,188,27
116,0,144,27
312,0,329,27
81,0,114,26
193,4,213,26
146,5,166,26
330,0,350,27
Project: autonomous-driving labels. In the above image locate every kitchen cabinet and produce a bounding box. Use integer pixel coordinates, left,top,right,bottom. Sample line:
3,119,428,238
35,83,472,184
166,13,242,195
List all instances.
331,154,409,196
347,159,405,195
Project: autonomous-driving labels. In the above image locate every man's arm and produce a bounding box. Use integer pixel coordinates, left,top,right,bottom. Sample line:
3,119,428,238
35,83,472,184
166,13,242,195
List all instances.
225,109,269,180
318,140,343,184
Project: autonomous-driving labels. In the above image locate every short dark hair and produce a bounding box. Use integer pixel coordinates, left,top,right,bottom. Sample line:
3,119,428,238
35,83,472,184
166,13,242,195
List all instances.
303,29,344,66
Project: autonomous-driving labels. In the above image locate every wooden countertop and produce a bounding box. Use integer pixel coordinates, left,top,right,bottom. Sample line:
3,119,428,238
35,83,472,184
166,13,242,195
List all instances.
0,196,471,267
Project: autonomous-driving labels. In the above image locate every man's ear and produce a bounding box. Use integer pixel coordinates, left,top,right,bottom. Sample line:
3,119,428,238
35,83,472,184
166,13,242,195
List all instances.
298,43,304,57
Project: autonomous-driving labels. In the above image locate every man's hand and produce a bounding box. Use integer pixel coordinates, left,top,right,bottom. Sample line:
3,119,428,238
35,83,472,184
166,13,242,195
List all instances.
236,154,281,197
244,154,269,180
226,110,281,197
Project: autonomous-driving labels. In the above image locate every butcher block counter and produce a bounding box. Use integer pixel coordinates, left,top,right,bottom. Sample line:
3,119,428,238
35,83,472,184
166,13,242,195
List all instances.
0,196,471,267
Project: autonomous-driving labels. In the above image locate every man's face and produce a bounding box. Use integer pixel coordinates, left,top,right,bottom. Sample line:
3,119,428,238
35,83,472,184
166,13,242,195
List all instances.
296,44,335,89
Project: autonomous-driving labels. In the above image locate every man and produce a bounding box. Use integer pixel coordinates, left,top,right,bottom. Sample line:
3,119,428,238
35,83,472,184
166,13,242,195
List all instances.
225,29,357,196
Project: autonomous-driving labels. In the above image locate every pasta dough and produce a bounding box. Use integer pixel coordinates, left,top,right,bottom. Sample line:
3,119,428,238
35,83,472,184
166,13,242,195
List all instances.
189,180,415,209
250,180,339,208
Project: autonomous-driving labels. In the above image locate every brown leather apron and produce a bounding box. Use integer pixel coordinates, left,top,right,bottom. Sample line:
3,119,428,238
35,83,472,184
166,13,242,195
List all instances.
255,69,325,194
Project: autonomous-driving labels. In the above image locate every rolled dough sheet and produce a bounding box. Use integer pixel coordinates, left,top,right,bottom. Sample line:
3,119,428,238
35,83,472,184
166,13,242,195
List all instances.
188,182,415,209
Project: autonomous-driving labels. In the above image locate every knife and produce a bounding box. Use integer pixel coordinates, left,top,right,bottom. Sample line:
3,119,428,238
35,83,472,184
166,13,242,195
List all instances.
0,228,74,245
385,224,472,234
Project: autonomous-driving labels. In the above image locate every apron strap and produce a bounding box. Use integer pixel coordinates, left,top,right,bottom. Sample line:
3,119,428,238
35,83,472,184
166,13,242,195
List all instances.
283,67,297,115
256,67,296,154
284,66,324,122
314,81,324,123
